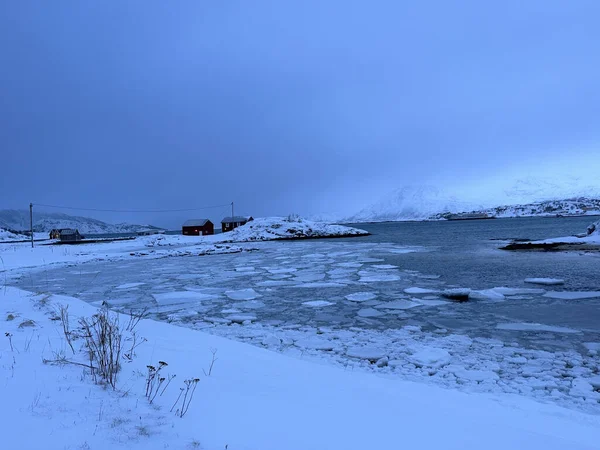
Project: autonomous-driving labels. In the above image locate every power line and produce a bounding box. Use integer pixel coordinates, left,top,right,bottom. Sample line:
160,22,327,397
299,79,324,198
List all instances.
32,202,232,214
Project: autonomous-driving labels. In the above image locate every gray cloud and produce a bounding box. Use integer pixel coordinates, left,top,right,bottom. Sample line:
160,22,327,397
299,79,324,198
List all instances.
1,1,599,227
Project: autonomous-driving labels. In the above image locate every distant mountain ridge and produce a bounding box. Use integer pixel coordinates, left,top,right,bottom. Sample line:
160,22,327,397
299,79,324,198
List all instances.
346,177,600,223
432,198,600,220
0,210,163,234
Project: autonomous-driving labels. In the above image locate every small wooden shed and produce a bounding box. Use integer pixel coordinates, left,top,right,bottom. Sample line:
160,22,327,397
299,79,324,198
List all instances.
59,229,83,242
182,219,214,236
221,216,253,233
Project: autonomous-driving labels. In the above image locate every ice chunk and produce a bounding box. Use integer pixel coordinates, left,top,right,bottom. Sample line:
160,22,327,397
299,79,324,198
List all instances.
302,300,335,307
346,347,386,361
294,272,326,282
345,292,376,302
404,287,438,295
357,308,385,317
294,337,335,351
413,298,448,307
261,335,282,347
371,264,398,269
255,280,295,287
152,291,213,304
524,278,565,286
470,289,505,301
543,291,600,300
492,287,546,295
295,282,347,288
116,282,145,289
233,300,266,309
454,369,499,382
496,323,581,334
359,273,401,282
225,288,261,300
408,348,451,368
226,314,257,323
375,299,422,310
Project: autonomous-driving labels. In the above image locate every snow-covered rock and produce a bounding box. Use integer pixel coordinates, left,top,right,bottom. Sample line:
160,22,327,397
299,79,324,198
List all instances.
217,216,368,242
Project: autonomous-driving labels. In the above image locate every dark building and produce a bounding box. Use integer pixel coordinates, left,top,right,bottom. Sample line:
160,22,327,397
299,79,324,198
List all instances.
182,219,214,236
59,229,83,242
221,216,253,233
49,229,61,239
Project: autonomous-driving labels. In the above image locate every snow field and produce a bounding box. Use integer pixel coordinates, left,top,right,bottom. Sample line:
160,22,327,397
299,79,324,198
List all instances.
3,288,600,449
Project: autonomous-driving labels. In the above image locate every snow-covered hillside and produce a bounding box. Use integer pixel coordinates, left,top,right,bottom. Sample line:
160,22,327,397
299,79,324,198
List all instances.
0,210,163,234
349,186,485,222
347,177,600,223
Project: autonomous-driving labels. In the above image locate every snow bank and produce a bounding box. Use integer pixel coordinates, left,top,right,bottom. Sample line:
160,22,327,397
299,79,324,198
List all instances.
216,216,369,242
2,287,600,450
0,227,24,241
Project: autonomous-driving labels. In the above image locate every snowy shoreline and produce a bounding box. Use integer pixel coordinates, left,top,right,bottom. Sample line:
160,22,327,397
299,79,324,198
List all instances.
502,219,600,251
3,287,600,449
2,217,600,448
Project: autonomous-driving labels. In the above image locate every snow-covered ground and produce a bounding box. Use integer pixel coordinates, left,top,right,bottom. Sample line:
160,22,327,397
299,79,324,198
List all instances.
2,218,600,448
3,286,600,450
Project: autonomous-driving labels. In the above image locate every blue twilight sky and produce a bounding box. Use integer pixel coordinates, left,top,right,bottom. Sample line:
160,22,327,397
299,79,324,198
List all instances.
1,1,599,227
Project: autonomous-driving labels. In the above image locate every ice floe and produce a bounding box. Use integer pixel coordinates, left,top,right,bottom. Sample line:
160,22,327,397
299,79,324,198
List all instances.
543,291,600,300
115,282,146,289
302,300,335,307
375,299,422,310
525,278,565,286
225,288,261,300
346,346,387,361
358,271,401,282
152,291,214,304
345,292,377,302
357,308,385,318
497,323,581,334
404,287,439,295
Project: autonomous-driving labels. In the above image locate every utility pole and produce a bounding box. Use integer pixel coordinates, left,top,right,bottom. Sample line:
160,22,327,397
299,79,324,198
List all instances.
29,203,34,248
231,201,234,219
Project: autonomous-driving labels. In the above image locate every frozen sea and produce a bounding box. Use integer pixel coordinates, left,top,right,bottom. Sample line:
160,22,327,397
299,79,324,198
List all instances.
10,216,600,411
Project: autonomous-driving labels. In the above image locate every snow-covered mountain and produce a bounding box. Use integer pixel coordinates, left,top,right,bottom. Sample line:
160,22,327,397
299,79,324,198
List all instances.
348,186,486,222
346,177,600,223
432,198,600,220
0,210,163,234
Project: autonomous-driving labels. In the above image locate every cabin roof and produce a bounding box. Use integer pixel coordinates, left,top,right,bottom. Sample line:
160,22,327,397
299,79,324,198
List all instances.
182,219,211,227
221,216,251,224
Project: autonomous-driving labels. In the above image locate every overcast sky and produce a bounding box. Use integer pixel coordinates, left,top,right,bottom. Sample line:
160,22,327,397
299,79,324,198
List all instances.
1,1,599,228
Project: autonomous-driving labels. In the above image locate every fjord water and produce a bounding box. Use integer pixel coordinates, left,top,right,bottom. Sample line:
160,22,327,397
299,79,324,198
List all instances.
12,216,600,353
350,216,600,291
